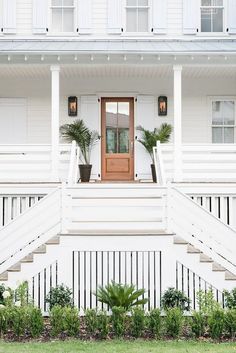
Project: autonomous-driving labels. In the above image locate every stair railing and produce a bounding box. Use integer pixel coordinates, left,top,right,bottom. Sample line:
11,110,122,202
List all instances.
67,141,79,186
153,141,166,186
168,186,236,276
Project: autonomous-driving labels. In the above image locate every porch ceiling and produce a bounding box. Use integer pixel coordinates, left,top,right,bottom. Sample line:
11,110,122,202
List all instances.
0,64,235,79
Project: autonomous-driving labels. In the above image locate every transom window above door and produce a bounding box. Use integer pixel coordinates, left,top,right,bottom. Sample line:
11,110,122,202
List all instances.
51,0,75,33
200,0,224,33
126,0,150,32
212,101,235,143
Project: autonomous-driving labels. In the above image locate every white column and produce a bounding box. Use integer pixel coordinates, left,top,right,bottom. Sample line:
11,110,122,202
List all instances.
50,65,60,180
173,65,183,182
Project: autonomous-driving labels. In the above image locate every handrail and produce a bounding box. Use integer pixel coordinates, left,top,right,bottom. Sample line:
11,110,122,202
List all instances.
0,187,62,274
168,186,236,275
153,141,166,186
67,141,77,186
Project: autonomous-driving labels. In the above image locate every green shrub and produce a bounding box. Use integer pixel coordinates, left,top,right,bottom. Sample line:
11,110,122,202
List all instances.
95,281,148,311
191,311,205,338
208,308,225,340
224,288,236,309
161,288,190,311
197,290,220,315
224,309,236,338
50,305,65,337
148,308,161,338
165,307,184,338
11,306,28,338
15,281,29,307
97,310,109,339
46,285,73,310
111,306,126,338
85,309,97,336
0,306,8,337
0,284,5,305
130,307,145,338
64,306,80,337
27,306,44,338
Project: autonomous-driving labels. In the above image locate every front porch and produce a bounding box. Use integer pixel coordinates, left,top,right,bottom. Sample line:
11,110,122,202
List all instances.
0,57,236,183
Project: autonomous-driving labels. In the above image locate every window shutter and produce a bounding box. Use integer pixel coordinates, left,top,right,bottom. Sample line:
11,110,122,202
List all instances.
152,0,167,34
228,0,236,34
2,0,16,34
135,96,155,180
183,0,198,34
80,96,100,179
32,0,48,34
77,0,92,34
107,0,122,34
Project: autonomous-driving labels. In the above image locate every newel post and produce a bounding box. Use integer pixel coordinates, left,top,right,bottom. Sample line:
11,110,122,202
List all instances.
173,65,183,182
51,65,60,181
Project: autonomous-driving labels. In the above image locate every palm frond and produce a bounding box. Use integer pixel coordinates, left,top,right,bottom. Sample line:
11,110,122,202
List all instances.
60,119,99,164
136,123,172,163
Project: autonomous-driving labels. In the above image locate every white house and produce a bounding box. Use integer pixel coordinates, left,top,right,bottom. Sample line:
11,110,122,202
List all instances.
0,0,236,312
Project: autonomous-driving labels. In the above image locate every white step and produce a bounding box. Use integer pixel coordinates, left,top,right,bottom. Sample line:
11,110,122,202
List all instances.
68,221,168,235
72,207,163,222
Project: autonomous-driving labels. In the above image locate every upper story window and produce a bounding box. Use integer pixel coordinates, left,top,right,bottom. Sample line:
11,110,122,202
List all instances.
126,0,149,33
200,0,224,33
51,0,75,33
212,101,235,143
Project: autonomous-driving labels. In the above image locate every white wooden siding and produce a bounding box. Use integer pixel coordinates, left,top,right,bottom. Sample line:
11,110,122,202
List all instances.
0,75,235,144
0,0,234,38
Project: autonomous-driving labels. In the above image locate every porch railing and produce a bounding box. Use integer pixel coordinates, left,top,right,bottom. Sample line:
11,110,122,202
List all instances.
0,144,72,182
67,141,79,186
154,143,236,182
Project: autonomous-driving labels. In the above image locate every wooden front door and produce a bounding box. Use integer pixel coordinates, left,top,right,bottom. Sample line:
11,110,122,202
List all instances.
101,98,134,181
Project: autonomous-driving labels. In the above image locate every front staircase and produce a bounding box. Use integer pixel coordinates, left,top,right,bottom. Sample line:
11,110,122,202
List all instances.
0,183,236,311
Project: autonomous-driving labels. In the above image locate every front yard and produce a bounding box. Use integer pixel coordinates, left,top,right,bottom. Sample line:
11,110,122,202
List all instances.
0,341,236,353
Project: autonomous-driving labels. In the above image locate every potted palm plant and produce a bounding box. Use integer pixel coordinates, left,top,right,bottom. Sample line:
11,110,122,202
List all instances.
60,119,99,182
137,123,172,182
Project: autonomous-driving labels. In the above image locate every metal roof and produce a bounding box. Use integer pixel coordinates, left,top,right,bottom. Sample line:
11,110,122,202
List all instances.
0,39,236,55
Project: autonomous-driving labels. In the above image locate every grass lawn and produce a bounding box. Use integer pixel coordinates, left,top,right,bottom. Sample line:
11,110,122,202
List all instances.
0,340,236,353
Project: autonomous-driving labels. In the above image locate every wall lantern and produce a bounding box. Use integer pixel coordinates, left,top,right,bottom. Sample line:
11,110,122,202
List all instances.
158,96,168,116
68,96,78,117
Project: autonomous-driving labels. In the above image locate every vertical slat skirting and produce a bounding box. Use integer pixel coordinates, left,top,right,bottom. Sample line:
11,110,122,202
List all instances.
73,251,162,310
176,262,224,310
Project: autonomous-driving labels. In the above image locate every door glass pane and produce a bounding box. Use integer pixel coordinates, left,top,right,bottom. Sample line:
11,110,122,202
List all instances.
52,9,62,32
106,102,118,153
63,9,74,31
126,9,137,32
118,102,129,153
212,127,223,143
224,128,234,143
138,9,148,31
106,101,130,154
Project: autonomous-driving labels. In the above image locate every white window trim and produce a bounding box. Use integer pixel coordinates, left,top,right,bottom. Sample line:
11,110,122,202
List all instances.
48,0,77,36
122,0,152,35
198,0,227,35
208,96,236,144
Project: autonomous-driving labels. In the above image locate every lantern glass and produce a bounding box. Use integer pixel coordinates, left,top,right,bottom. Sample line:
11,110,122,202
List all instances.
158,96,167,116
68,96,77,117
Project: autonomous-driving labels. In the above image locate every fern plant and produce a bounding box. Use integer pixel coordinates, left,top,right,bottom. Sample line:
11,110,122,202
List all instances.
95,281,148,311
137,123,172,163
60,119,99,165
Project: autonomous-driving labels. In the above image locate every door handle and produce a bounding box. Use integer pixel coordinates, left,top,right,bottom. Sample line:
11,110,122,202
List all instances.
130,141,134,157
